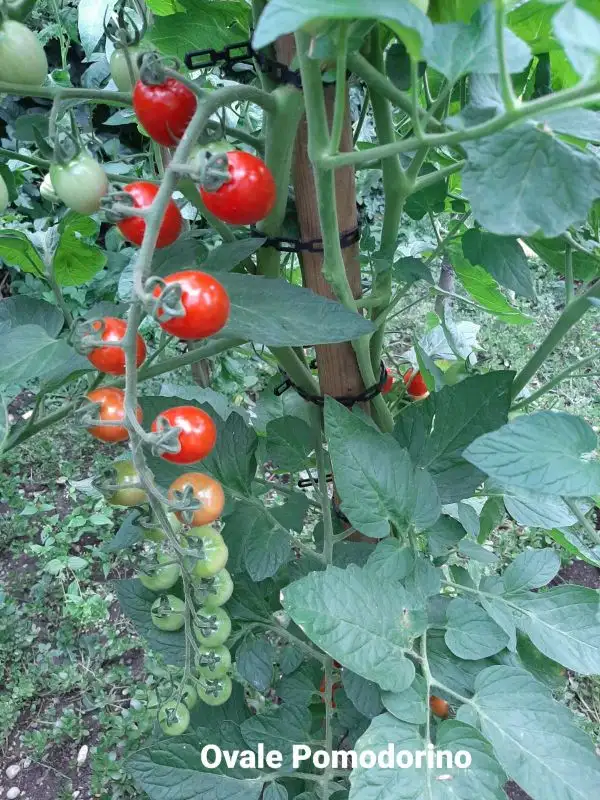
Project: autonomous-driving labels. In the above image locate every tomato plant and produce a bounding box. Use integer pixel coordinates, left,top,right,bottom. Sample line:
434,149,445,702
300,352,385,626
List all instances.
133,76,197,148
86,387,142,443
167,472,225,526
3,3,600,799
151,406,217,464
153,270,230,340
86,317,147,375
116,181,182,249
200,151,276,225
50,153,109,215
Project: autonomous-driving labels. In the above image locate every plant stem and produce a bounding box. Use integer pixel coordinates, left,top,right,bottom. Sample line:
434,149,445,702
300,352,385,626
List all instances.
329,23,350,155
565,242,574,304
45,259,73,328
178,179,236,242
270,346,320,396
320,79,600,169
564,499,600,546
511,353,599,410
0,82,131,105
512,280,600,398
0,147,49,168
413,160,466,192
495,0,517,112
353,87,370,145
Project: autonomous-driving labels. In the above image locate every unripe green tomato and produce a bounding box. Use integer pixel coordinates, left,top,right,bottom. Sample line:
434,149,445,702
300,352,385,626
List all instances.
181,682,198,710
158,700,190,736
0,174,8,213
197,675,232,706
140,551,180,592
150,594,185,630
196,645,231,678
50,153,108,215
188,526,229,579
193,606,231,647
40,173,59,204
110,44,149,92
193,568,233,609
0,20,48,87
108,460,147,507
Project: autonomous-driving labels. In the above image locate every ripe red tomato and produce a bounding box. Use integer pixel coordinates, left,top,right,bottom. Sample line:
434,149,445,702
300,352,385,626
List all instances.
382,369,394,394
403,368,429,399
87,317,147,375
86,387,142,443
200,151,276,225
151,406,217,464
133,77,197,147
168,472,225,525
153,271,230,340
429,695,450,719
116,182,182,249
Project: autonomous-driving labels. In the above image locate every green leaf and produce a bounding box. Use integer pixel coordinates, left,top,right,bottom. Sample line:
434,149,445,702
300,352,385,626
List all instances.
501,485,577,528
451,248,533,324
445,598,509,659
464,411,600,497
462,229,535,298
266,416,313,472
511,585,600,675
282,564,427,692
525,235,600,282
427,514,467,558
542,108,600,142
243,511,292,582
342,670,383,718
428,630,495,696
365,539,415,583
146,0,184,15
149,0,250,62
236,635,275,692
508,0,558,54
349,715,506,800
394,372,514,503
115,579,185,666
0,325,85,389
473,665,600,799
424,5,531,83
0,230,44,277
54,213,107,286
0,395,8,455
392,256,434,286
78,0,112,57
127,740,263,800
381,674,427,725
325,398,440,538
404,164,448,220
264,785,288,800
553,2,600,80
547,528,600,569
201,238,266,272
462,123,600,237
270,492,311,533
213,273,374,346
503,548,561,593
0,297,64,337
241,705,311,766
103,512,143,553
253,0,433,59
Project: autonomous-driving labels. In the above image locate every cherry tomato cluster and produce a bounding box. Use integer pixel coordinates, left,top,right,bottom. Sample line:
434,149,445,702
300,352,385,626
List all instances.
141,511,233,733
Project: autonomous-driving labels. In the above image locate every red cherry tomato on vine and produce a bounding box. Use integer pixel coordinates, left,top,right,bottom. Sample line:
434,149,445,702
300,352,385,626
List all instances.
151,406,217,464
429,695,450,719
86,387,142,443
403,368,429,399
133,77,197,147
200,151,276,226
382,369,394,394
168,472,225,526
153,270,230,340
319,677,341,708
116,182,182,249
87,317,147,376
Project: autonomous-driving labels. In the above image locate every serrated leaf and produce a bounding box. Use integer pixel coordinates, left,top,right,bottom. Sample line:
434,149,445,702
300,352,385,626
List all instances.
462,123,600,237
462,229,535,298
473,665,600,800
445,598,509,659
342,670,383,718
503,548,561,593
236,636,275,692
464,411,600,497
54,213,107,286
266,416,313,472
0,230,45,277
381,674,427,725
365,539,415,582
243,512,292,582
502,485,577,528
282,564,426,692
394,371,514,503
325,398,440,538
0,325,84,389
241,705,311,766
392,256,434,285
0,296,64,337
201,238,266,272
552,2,600,80
103,512,143,553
